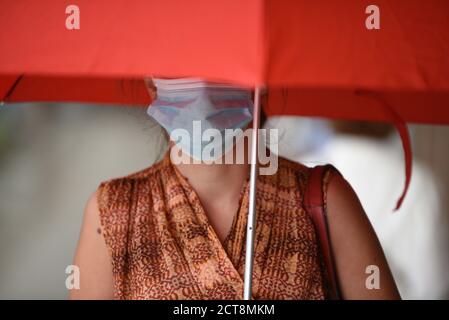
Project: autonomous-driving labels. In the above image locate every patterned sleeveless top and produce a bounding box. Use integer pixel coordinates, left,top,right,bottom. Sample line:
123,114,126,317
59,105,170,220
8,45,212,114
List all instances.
97,152,333,300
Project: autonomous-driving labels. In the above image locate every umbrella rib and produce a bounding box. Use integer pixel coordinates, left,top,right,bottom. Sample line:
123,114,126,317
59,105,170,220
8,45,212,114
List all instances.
2,74,24,102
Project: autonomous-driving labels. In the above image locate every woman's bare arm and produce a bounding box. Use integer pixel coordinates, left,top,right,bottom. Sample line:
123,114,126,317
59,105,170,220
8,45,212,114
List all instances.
69,191,114,299
326,172,401,299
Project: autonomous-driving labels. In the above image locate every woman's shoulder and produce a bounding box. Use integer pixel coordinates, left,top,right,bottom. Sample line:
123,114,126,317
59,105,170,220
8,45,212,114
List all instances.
100,155,168,187
276,155,310,173
275,155,339,184
96,156,170,209
277,155,339,175
275,155,343,206
92,157,171,260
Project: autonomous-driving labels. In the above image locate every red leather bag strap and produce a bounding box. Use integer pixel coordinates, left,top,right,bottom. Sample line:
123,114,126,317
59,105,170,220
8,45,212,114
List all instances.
304,165,341,300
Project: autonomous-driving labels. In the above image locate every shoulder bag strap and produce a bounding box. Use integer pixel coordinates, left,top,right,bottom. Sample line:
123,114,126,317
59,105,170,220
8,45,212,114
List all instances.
303,164,341,300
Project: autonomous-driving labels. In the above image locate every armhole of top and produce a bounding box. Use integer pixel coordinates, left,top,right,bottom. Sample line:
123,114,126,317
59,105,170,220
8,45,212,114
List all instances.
96,182,108,221
96,182,117,264
95,179,132,277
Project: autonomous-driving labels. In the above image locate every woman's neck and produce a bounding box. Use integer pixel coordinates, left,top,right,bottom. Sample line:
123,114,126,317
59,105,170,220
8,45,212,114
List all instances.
171,145,250,204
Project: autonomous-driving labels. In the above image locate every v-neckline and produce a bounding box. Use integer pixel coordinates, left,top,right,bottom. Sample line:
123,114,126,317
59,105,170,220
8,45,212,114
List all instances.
221,177,250,248
170,158,250,252
162,153,259,299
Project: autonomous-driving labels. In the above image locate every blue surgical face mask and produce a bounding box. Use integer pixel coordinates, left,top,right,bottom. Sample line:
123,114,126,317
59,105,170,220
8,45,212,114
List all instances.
147,78,253,162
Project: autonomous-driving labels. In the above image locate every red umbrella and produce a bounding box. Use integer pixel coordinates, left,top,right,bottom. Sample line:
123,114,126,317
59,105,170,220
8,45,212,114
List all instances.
1,0,449,299
2,0,449,111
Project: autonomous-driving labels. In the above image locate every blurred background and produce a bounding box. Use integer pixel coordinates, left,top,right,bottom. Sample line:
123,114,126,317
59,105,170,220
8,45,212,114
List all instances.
0,102,448,299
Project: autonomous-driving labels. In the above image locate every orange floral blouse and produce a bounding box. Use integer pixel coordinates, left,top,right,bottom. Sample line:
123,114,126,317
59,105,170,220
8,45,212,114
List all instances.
97,152,333,300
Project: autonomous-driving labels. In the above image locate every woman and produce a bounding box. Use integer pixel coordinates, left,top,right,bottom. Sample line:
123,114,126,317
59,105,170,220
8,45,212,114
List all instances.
70,78,400,300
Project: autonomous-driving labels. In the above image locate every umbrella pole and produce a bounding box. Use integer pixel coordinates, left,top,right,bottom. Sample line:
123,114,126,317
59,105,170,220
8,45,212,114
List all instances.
243,86,262,300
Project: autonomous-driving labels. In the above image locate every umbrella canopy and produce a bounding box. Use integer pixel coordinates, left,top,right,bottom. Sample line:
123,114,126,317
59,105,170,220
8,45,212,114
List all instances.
1,0,448,204
1,0,449,109
2,0,449,300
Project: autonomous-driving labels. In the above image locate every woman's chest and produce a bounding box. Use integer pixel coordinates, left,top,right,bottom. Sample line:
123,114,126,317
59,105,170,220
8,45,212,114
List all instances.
118,204,326,300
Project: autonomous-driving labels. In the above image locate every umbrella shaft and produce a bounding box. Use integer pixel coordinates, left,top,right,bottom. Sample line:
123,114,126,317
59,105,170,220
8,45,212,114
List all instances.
243,86,262,300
